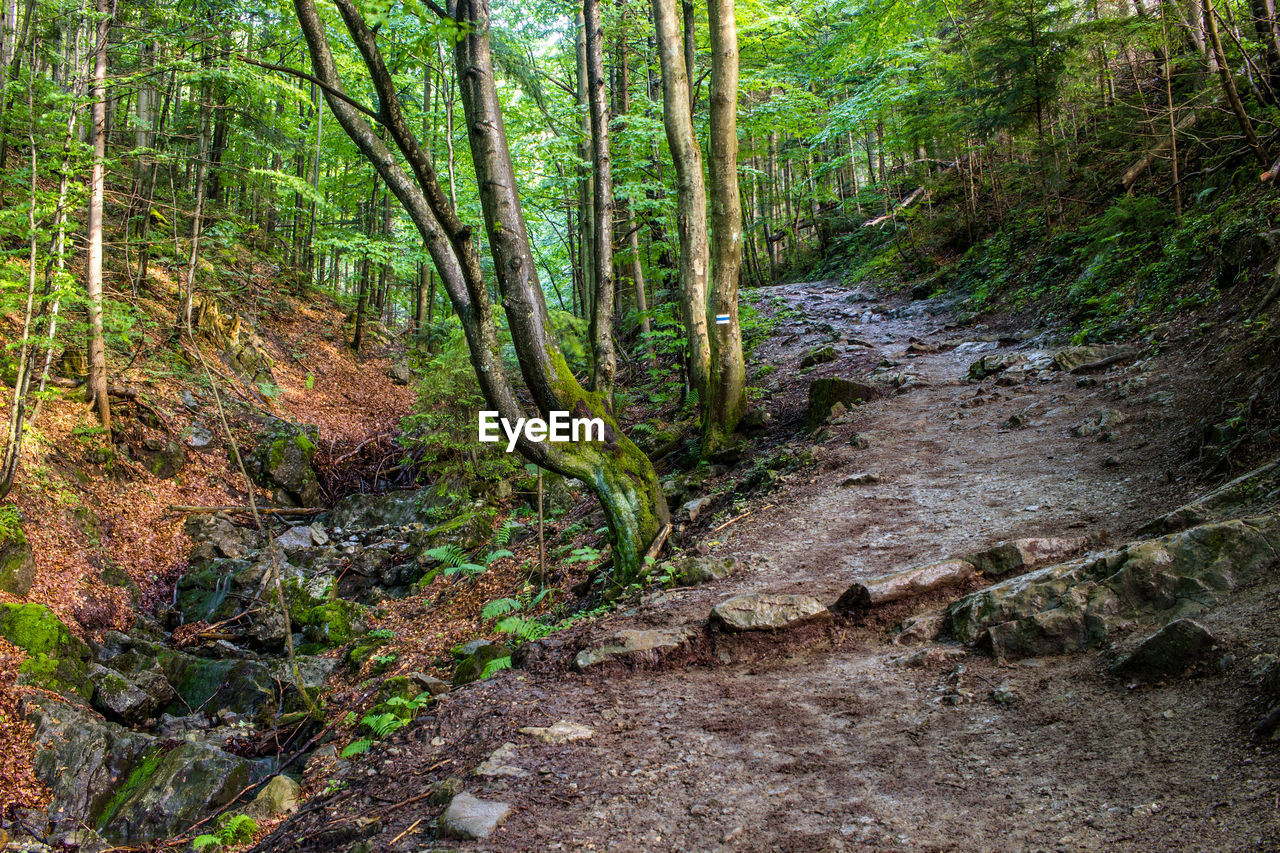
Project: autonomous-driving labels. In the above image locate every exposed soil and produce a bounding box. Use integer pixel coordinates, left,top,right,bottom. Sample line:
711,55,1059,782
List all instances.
256,281,1280,852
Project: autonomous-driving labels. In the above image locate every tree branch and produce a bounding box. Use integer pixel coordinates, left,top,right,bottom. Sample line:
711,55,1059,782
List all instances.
236,54,385,125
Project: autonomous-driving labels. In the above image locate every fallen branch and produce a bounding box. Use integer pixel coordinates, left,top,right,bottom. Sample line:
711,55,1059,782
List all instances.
645,522,672,560
166,504,325,516
712,504,774,533
1122,109,1201,191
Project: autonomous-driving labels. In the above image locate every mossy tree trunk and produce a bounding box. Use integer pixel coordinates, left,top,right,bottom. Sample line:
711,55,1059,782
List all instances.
705,0,746,452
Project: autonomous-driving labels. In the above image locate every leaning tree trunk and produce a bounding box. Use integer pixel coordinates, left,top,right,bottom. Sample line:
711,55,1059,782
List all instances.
297,0,668,581
704,0,746,451
652,0,711,404
85,0,113,432
1205,0,1269,164
584,0,617,396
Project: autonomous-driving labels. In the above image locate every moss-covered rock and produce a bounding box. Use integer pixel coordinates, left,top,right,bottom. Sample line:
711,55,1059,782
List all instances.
248,420,320,507
0,603,92,699
453,642,510,686
156,650,276,718
804,377,878,430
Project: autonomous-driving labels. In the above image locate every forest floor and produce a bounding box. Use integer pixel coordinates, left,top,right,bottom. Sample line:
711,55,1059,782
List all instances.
269,279,1278,852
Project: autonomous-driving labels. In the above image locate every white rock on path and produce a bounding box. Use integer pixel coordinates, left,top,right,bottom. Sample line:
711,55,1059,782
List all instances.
439,792,511,840
519,720,594,744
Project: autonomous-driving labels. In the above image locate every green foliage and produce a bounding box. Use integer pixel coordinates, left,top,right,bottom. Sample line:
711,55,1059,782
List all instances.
193,813,259,850
479,655,512,678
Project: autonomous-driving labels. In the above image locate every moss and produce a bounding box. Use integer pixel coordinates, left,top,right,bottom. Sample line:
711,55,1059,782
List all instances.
0,603,92,697
94,745,168,829
296,599,366,648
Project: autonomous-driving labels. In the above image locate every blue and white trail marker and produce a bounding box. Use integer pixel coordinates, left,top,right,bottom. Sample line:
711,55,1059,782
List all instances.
714,313,731,325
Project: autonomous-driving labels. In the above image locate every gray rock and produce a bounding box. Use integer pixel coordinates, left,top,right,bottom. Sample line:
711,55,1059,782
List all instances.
440,793,511,840
387,360,412,385
102,741,251,844
946,516,1280,659
710,593,831,631
965,536,1090,578
406,671,450,696
473,743,528,778
275,525,318,549
575,627,699,670
327,484,458,530
805,377,878,429
1111,619,1220,682
1141,459,1280,535
1052,344,1135,373
243,775,301,822
184,424,214,449
841,471,880,487
1074,409,1125,437
681,497,711,523
968,352,1025,381
653,556,737,587
518,720,594,744
183,514,257,560
88,663,162,724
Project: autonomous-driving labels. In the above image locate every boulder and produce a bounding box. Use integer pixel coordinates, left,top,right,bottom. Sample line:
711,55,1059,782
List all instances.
275,525,319,549
805,377,878,429
965,536,1091,578
243,775,302,823
1141,459,1280,535
836,559,976,610
1074,409,1125,438
946,516,1280,659
184,513,258,560
0,602,93,699
841,471,880,486
387,360,412,385
25,696,155,835
709,593,831,632
681,497,711,524
89,663,163,725
574,627,699,670
98,741,252,844
1110,619,1220,682
968,352,1024,381
453,642,510,686
0,521,36,596
439,793,511,840
135,437,186,479
1051,344,1135,373
800,345,837,368
249,421,320,507
157,651,277,718
651,556,737,587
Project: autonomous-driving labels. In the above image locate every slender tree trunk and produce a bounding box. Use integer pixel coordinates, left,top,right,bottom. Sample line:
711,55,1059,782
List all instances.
85,0,114,431
704,0,746,449
575,11,596,319
584,0,617,396
653,0,711,402
1205,0,1269,164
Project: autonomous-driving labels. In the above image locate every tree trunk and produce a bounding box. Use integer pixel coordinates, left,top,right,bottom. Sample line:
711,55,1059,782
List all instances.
584,0,617,396
85,0,113,432
704,0,746,450
652,0,711,402
1205,0,1269,164
575,11,596,320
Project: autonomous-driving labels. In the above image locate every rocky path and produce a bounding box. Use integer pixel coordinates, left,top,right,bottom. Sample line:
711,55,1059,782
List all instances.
259,281,1280,852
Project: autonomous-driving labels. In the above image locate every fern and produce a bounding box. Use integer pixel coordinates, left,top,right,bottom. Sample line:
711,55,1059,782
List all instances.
341,738,373,757
481,597,523,620
424,544,466,567
492,520,523,546
480,655,512,678
495,615,553,642
483,548,514,566
362,712,404,737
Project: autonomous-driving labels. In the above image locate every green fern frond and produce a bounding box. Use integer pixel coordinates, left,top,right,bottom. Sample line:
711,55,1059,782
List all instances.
481,597,523,620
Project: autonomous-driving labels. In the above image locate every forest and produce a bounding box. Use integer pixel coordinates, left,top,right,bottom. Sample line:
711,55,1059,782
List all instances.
0,0,1279,848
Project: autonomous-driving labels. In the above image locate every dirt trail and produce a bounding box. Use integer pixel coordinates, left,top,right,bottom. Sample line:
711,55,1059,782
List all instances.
260,281,1280,853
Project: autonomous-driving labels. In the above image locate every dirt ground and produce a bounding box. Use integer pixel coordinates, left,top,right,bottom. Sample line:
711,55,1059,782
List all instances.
256,281,1280,852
